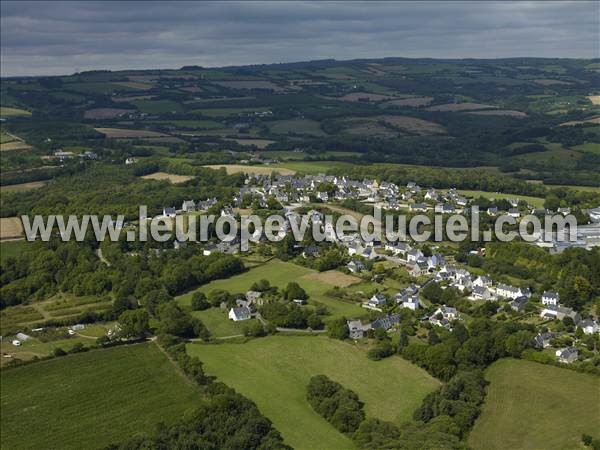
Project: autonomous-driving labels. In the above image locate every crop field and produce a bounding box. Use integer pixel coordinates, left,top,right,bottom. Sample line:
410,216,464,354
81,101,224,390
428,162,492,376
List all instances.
191,307,259,338
0,292,113,334
337,92,397,102
456,190,544,208
0,130,31,151
0,217,24,239
203,164,296,175
0,107,31,117
139,171,195,183
588,95,600,105
191,106,272,117
130,99,183,114
560,116,600,126
379,115,446,134
83,108,135,119
1,343,202,450
466,109,527,118
149,119,223,129
212,80,283,91
1,181,48,192
94,127,169,138
223,138,275,148
188,336,440,450
177,259,366,320
384,96,434,107
268,118,327,136
469,359,600,450
426,102,497,112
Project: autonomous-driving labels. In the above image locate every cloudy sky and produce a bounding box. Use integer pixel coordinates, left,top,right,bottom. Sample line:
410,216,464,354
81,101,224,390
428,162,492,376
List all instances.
1,1,598,77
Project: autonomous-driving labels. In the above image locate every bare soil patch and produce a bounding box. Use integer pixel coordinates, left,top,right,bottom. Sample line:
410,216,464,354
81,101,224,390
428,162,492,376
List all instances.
588,95,600,105
1,181,47,192
140,172,195,184
113,81,153,90
112,95,156,103
224,138,275,148
0,217,24,240
301,270,360,288
560,116,600,126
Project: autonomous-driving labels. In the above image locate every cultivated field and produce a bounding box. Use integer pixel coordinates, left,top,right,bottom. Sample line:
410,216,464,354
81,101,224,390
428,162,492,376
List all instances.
223,138,275,148
533,79,574,86
203,164,296,176
83,108,135,119
379,115,446,134
0,107,31,117
188,336,440,450
337,92,396,102
588,95,600,105
384,96,434,107
212,80,283,91
177,259,365,319
0,217,24,239
302,269,361,288
94,127,169,138
0,240,33,262
268,118,326,136
560,116,600,126
469,359,600,450
0,130,31,151
1,343,201,450
140,172,195,183
466,109,527,118
426,102,497,112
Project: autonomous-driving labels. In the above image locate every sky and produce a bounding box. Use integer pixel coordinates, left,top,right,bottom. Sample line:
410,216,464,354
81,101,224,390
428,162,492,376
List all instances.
1,1,598,77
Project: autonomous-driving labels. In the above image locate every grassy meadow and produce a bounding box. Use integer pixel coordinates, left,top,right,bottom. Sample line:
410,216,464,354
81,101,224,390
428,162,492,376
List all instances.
468,359,600,450
457,189,545,208
177,259,366,320
1,343,202,450
188,335,440,450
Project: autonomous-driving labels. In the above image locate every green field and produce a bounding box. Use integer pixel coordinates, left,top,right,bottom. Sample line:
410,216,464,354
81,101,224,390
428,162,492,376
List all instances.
191,307,258,338
188,336,440,450
0,240,34,262
469,359,600,450
268,118,327,136
177,259,366,320
191,107,271,117
131,99,183,114
457,189,545,208
0,107,31,117
273,160,356,175
148,119,224,129
1,343,201,450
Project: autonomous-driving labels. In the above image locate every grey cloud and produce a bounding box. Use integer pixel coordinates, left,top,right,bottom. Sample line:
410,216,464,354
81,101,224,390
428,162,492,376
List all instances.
1,1,598,76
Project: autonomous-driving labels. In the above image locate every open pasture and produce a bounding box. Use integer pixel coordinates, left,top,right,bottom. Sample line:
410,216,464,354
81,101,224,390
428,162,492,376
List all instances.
188,336,440,450
469,359,600,450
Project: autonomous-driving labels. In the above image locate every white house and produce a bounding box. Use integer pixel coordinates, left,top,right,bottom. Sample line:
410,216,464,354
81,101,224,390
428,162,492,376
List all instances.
496,284,530,300
398,295,421,311
471,286,494,301
473,276,492,288
347,320,371,339
541,291,560,306
364,293,387,310
580,319,600,335
407,249,424,263
555,347,578,364
228,306,251,321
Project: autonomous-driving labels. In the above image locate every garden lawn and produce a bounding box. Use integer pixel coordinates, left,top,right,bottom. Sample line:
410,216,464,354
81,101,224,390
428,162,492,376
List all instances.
192,307,258,338
468,359,600,450
0,343,201,450
188,335,440,450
